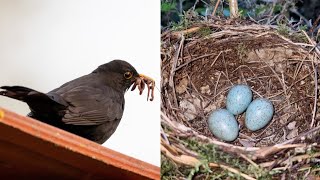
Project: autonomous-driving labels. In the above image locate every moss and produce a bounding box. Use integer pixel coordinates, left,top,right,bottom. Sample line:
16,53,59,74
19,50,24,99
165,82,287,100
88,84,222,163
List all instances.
290,31,309,43
168,137,275,179
161,154,196,179
311,163,320,176
277,24,290,37
276,24,309,43
236,43,248,62
197,27,212,37
171,12,192,31
161,154,178,179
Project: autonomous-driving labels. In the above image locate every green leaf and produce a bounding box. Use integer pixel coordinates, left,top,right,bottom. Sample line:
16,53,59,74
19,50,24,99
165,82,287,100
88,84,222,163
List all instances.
273,4,282,14
161,2,176,12
195,7,207,16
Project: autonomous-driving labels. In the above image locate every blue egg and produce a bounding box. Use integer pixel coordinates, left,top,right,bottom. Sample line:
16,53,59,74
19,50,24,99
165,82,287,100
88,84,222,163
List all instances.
208,109,239,141
226,84,253,115
245,98,274,131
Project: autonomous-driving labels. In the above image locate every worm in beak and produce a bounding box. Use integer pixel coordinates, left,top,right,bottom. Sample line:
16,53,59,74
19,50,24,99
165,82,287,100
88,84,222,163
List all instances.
131,74,155,101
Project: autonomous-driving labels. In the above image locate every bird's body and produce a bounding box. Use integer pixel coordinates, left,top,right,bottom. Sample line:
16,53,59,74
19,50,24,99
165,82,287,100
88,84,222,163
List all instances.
0,60,146,144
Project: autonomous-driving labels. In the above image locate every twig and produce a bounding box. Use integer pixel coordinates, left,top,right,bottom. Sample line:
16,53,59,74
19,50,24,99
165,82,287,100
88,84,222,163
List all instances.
311,56,318,128
280,125,320,145
239,154,259,169
293,55,308,81
213,72,221,101
302,30,320,57
289,72,313,91
192,0,199,11
282,152,320,166
172,27,201,37
161,144,199,166
267,1,276,23
253,144,307,160
210,51,222,67
229,0,239,18
251,89,263,98
212,0,221,16
169,35,185,107
175,52,217,72
231,65,264,85
288,8,311,28
161,126,170,145
222,52,230,81
209,163,256,180
309,14,320,34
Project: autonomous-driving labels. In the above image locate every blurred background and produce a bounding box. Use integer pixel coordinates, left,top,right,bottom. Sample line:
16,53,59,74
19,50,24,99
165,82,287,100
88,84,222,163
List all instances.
0,0,160,166
161,0,320,37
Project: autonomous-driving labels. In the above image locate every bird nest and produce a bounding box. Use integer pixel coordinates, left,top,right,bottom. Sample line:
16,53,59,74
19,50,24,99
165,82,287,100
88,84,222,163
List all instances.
161,20,320,179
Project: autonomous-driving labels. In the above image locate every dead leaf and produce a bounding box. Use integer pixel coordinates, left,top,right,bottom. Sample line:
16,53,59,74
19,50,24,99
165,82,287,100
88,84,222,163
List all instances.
287,121,296,130
287,129,298,139
200,85,210,94
176,78,188,94
179,99,197,120
239,139,255,147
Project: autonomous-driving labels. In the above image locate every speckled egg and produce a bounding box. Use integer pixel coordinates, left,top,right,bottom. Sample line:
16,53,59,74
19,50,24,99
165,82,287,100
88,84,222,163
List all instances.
208,109,239,141
226,84,253,115
245,98,274,131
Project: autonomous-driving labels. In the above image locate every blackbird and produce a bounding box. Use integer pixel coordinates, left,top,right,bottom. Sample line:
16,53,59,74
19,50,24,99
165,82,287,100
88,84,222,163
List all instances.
0,60,154,144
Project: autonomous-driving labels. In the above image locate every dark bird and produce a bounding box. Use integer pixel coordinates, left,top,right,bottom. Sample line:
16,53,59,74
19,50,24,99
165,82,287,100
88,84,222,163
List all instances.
0,60,155,144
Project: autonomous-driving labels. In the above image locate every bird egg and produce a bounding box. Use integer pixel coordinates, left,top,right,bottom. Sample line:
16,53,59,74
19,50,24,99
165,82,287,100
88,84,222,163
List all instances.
245,98,274,131
208,109,239,141
226,84,253,115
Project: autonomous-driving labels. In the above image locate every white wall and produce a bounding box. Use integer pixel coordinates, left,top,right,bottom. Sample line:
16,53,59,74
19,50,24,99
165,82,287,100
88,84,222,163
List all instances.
0,0,160,166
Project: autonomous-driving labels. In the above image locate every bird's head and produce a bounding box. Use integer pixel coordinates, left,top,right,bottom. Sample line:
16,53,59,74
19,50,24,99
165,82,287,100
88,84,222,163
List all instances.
93,60,154,101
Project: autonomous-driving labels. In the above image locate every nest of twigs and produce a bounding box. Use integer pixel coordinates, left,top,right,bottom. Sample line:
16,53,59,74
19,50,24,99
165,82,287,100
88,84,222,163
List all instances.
161,19,320,179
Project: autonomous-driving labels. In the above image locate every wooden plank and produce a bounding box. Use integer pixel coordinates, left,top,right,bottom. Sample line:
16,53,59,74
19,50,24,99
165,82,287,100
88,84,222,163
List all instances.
0,107,160,179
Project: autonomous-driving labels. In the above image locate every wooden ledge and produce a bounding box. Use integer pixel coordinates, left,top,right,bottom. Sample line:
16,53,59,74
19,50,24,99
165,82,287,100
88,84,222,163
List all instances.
0,107,160,179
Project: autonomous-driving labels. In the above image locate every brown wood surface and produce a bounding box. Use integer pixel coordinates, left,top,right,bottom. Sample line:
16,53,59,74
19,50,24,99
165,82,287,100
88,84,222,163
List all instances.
0,107,160,180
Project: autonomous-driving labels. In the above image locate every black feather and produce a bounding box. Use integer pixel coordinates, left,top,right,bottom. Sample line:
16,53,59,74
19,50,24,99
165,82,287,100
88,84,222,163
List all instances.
0,60,139,144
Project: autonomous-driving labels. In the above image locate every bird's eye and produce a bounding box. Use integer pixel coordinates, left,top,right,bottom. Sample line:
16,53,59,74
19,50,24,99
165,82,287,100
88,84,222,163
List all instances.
124,71,133,79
